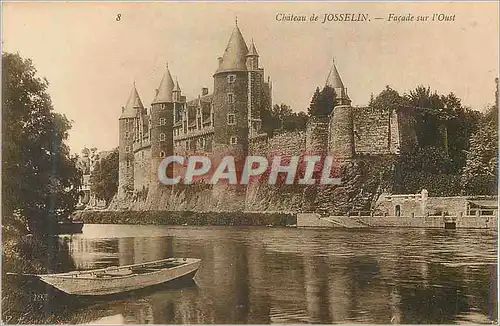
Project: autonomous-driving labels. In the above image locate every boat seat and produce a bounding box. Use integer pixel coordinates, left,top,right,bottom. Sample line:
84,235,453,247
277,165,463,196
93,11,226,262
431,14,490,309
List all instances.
104,267,133,276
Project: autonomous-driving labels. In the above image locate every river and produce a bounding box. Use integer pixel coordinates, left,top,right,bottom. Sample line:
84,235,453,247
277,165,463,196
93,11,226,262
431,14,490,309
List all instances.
12,225,500,324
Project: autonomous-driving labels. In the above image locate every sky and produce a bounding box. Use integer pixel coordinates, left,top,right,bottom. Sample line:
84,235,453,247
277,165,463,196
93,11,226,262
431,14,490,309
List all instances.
3,2,499,153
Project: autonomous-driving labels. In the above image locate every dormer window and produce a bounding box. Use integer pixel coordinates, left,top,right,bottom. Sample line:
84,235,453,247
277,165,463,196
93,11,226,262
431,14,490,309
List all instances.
227,74,236,83
227,113,236,125
227,93,235,104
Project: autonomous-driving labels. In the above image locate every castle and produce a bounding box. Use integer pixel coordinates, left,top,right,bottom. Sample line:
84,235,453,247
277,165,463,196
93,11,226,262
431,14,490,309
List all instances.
117,21,417,204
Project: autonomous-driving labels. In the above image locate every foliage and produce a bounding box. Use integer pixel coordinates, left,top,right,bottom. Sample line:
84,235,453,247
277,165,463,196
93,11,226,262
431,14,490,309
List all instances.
260,103,308,136
369,85,405,112
461,106,498,195
89,148,119,205
368,84,483,195
2,52,82,235
308,85,336,116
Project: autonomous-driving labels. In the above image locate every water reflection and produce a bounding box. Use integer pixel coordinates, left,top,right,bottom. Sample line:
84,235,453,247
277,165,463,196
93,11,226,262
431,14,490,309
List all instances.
62,226,499,324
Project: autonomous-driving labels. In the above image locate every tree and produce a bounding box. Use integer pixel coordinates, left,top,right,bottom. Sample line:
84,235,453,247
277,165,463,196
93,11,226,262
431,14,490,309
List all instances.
370,85,405,112
272,103,308,132
2,52,82,236
308,85,336,116
461,106,498,195
260,103,308,136
89,149,119,205
369,84,482,195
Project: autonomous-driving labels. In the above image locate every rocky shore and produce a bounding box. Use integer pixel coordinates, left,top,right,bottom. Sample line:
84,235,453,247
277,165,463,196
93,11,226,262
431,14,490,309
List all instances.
73,210,297,226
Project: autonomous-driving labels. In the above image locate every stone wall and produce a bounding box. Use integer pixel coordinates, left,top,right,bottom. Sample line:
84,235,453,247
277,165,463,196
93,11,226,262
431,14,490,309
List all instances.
306,116,329,155
268,130,306,155
296,215,497,229
374,192,470,216
133,147,151,191
245,131,306,211
74,210,296,226
352,107,392,155
395,106,418,153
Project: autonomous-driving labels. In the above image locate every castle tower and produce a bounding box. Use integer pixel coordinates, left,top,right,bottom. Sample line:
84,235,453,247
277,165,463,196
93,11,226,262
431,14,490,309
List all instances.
246,39,264,136
327,60,355,160
212,20,249,169
118,83,143,198
150,64,175,188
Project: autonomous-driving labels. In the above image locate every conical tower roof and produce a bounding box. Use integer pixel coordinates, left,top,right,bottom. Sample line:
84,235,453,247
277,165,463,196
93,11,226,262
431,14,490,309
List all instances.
325,59,345,89
247,39,259,57
120,82,144,119
153,64,174,104
173,78,181,92
217,22,248,72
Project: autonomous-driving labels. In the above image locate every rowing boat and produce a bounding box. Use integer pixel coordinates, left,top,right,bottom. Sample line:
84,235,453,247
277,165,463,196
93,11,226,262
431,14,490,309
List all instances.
32,258,201,296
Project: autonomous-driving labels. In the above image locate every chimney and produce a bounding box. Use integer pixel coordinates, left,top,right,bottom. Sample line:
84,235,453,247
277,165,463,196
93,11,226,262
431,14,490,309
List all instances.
202,87,209,96
217,57,223,69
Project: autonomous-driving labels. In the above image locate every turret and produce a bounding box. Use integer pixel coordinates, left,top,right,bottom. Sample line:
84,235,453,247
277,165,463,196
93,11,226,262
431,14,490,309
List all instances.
150,64,175,188
326,59,350,106
326,59,354,160
173,78,181,103
246,39,259,70
118,82,144,198
212,20,249,167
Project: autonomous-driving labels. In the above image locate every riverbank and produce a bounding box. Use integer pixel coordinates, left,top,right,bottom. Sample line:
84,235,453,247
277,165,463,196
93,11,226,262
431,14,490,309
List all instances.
73,210,498,229
72,210,297,226
2,228,79,324
297,213,498,229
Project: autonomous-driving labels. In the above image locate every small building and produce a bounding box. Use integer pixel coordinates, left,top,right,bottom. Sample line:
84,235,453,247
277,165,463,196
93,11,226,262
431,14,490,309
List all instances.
375,189,498,217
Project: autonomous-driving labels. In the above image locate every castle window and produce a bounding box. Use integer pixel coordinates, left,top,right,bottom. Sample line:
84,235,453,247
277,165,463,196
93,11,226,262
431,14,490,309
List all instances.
159,118,166,126
227,93,235,104
198,107,201,115
125,131,130,139
141,151,144,159
125,146,131,153
159,151,166,158
126,160,131,168
227,74,236,83
227,113,236,125
230,136,238,145
159,133,166,142
160,103,166,110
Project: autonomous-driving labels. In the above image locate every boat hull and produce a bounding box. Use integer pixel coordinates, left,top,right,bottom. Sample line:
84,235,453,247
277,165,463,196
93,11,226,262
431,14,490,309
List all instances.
39,258,201,296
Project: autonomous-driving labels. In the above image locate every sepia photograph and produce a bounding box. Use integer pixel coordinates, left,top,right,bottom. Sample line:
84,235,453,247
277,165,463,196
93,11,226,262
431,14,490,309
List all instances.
1,1,499,324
